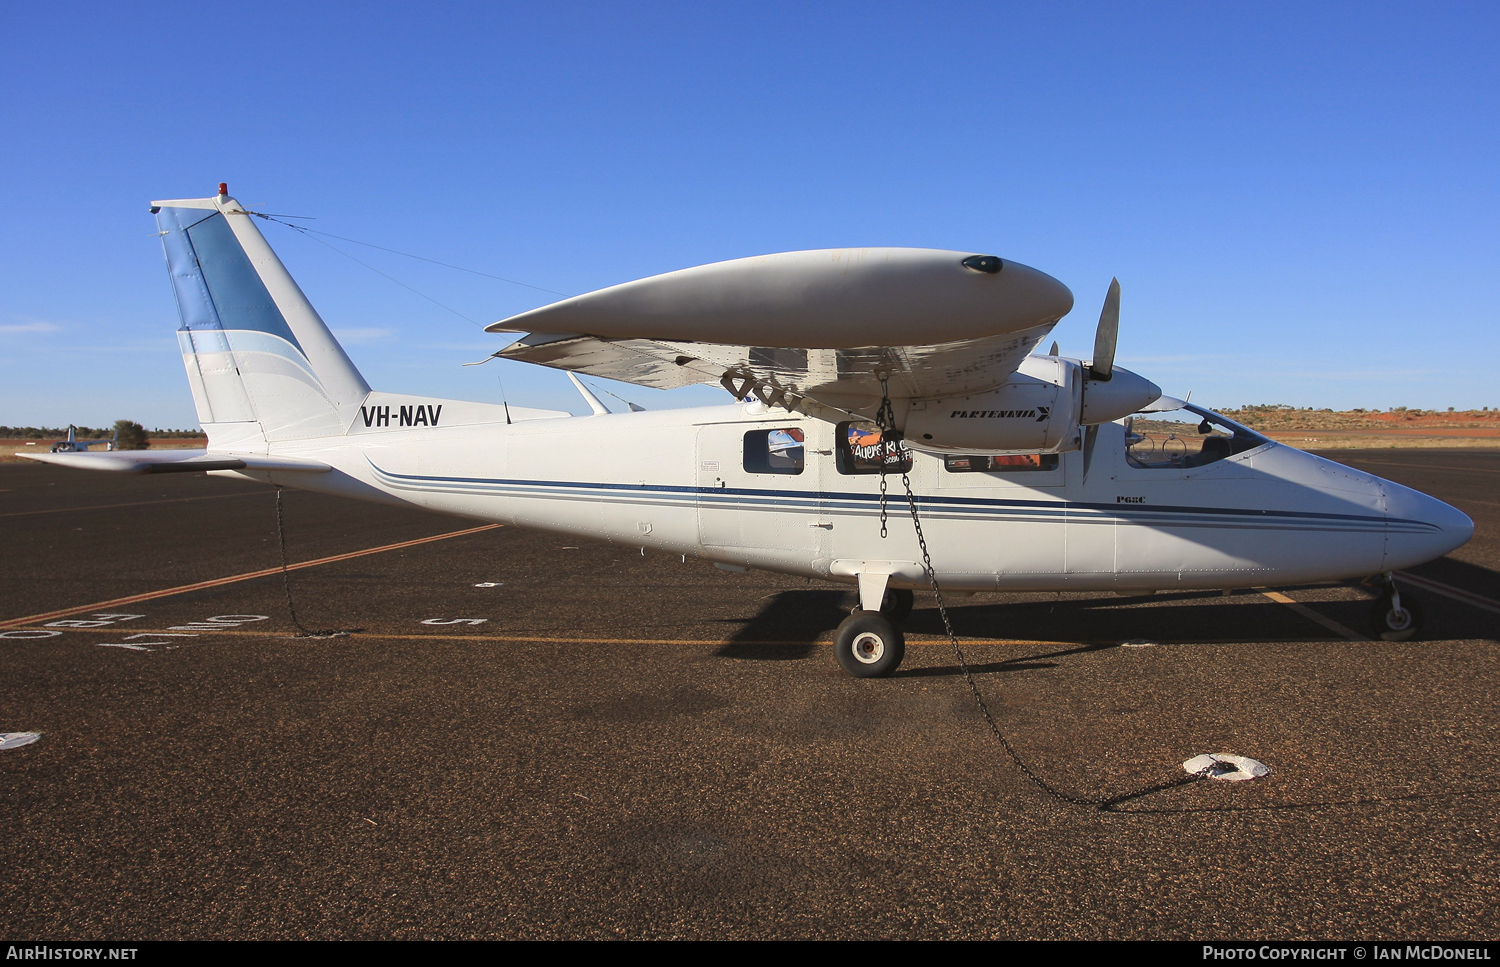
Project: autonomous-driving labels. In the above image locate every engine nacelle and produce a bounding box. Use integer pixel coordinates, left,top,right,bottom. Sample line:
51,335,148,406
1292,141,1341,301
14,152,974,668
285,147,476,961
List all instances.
902,356,1160,452
904,355,1078,452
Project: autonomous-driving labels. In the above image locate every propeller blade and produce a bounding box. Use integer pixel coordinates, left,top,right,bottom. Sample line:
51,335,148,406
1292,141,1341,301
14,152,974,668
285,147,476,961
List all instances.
1091,278,1120,380
1081,424,1100,483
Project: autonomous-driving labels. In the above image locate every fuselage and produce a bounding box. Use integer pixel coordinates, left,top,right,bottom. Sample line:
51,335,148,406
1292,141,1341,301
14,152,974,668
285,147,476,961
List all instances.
229,400,1474,594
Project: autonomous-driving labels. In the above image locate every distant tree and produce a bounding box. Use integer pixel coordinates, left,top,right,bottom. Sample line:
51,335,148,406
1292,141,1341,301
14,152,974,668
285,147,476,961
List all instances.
113,420,149,450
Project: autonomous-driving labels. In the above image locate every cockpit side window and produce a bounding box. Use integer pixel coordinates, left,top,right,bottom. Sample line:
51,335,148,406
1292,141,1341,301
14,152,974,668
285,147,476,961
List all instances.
1123,405,1268,470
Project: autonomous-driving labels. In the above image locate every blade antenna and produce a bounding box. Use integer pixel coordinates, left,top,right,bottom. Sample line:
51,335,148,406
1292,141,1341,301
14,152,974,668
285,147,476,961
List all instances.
497,376,512,425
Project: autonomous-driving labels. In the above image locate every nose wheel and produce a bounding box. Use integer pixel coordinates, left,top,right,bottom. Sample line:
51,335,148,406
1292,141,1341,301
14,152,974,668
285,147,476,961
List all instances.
833,611,906,678
1371,574,1424,641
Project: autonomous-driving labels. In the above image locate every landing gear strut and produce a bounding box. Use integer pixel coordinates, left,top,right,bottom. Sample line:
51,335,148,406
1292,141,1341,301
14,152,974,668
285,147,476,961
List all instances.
1371,572,1423,641
877,587,914,624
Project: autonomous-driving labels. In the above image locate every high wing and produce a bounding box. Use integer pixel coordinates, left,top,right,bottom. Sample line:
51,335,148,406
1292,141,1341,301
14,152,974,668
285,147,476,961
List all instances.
488,248,1074,420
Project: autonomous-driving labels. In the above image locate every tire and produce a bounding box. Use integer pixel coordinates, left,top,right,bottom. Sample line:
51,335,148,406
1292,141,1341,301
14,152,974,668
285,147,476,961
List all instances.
834,611,906,678
1371,591,1423,642
881,587,915,624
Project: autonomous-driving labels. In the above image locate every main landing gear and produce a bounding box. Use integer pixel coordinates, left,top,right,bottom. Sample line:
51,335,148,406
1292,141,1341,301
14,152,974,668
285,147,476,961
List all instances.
833,580,915,678
1371,572,1424,642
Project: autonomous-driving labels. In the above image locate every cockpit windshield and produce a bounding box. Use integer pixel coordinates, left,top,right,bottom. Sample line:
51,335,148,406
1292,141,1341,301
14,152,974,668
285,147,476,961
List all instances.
1123,403,1270,470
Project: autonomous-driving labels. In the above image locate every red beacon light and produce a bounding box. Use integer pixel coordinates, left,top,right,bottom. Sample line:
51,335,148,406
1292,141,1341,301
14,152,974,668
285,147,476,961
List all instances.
218,183,228,197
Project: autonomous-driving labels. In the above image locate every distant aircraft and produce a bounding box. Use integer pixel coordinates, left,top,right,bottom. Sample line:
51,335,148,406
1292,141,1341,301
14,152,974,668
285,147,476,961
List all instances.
25,185,1473,676
49,425,115,453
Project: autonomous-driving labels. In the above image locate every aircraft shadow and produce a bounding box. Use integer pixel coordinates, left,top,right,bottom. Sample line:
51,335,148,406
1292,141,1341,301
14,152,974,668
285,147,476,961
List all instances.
716,590,850,660
717,553,1499,665
901,590,1300,646
893,640,1108,678
1411,555,1500,596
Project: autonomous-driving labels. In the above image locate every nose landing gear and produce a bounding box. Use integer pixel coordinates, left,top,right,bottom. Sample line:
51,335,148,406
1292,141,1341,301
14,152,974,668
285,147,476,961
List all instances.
1371,573,1424,641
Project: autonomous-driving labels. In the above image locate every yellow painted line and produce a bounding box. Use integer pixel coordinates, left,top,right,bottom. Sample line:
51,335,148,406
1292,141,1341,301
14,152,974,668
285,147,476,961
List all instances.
1257,588,1367,641
1395,571,1500,616
23,625,1091,648
0,524,504,630
0,490,264,519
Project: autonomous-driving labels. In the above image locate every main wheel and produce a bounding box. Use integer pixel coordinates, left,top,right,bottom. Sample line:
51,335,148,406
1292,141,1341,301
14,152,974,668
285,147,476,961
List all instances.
1371,591,1424,641
834,612,906,678
880,587,915,624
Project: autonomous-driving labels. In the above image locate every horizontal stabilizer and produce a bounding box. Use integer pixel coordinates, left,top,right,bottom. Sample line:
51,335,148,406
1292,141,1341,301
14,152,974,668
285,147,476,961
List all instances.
20,450,331,475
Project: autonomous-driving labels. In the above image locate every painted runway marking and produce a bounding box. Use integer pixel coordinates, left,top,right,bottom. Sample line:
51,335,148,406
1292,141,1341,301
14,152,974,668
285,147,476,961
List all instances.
0,490,264,519
0,523,503,630
31,625,1090,648
1396,571,1500,616
1257,589,1367,641
44,612,145,629
168,614,268,631
1448,497,1500,509
1333,459,1500,475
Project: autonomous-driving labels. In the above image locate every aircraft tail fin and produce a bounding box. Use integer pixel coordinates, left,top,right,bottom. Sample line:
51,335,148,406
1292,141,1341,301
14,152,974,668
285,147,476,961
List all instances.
152,185,371,449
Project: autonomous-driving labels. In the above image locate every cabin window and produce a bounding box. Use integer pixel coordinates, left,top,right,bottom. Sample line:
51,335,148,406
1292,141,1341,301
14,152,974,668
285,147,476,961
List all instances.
743,427,805,474
836,421,912,475
943,453,1059,473
1123,404,1268,470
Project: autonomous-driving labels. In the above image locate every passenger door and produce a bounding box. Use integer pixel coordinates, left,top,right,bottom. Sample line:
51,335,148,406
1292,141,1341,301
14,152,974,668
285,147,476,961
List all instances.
696,421,827,566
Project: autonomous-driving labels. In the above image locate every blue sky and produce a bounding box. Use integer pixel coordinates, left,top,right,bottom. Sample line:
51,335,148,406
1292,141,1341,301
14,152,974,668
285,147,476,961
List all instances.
2,1,1497,427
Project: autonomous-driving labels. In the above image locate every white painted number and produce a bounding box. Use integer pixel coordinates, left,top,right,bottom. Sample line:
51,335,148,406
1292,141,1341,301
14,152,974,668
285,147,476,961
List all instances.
419,618,489,626
44,612,146,629
95,633,187,652
168,615,270,631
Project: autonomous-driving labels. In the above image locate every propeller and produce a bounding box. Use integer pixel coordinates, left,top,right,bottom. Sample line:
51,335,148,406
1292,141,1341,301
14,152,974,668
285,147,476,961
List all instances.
1089,278,1121,381
1081,280,1119,481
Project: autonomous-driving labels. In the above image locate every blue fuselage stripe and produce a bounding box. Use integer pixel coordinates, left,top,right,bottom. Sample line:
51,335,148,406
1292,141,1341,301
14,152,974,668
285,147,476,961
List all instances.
367,462,1427,533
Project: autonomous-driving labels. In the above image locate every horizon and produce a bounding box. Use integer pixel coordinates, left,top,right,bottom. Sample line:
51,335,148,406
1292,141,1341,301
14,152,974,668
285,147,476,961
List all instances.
4,402,1497,440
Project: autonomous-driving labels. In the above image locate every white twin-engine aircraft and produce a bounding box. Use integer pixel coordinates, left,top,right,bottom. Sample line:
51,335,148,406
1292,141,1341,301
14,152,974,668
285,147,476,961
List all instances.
28,186,1474,676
